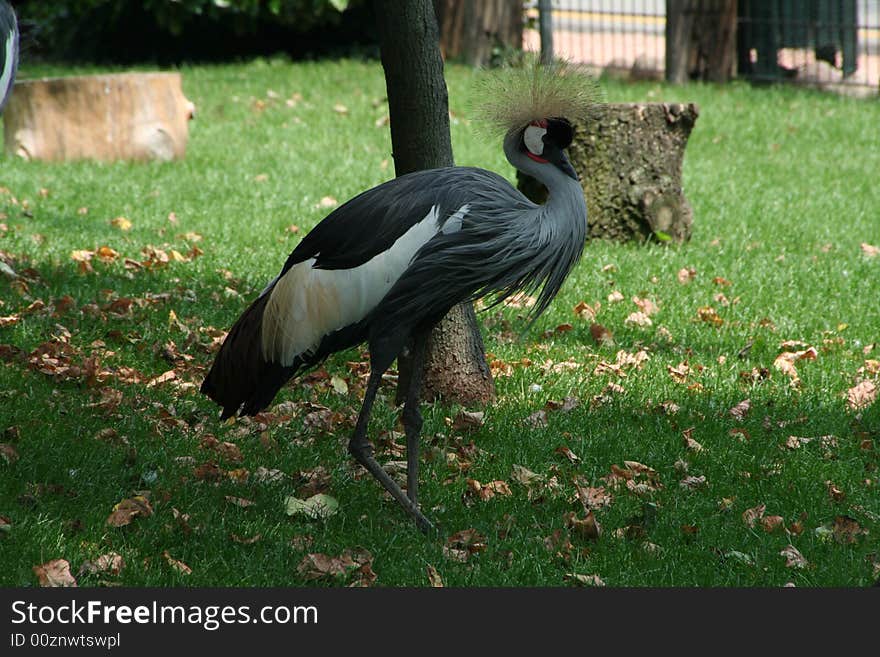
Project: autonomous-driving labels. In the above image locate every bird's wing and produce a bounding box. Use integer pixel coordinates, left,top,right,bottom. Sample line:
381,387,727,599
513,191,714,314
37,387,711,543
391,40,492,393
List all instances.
276,167,512,274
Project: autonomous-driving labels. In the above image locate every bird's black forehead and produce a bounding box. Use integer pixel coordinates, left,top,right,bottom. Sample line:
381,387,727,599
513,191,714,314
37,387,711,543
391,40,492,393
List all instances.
545,118,574,149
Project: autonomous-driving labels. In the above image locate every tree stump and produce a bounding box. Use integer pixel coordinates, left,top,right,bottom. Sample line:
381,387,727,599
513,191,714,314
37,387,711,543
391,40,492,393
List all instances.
518,102,699,243
3,72,194,162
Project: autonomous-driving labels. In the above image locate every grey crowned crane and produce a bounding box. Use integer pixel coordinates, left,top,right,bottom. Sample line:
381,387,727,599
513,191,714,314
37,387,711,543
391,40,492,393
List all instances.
0,1,18,113
202,62,600,531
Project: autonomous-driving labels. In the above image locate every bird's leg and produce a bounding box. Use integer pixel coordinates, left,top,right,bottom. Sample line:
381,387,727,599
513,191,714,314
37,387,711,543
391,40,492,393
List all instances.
400,331,428,507
348,364,434,533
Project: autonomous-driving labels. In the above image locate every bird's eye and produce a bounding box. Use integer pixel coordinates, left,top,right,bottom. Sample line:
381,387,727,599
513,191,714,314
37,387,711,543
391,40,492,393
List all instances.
523,121,548,156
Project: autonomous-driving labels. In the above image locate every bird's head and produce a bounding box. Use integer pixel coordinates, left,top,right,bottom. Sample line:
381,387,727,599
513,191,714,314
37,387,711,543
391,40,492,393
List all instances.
519,117,578,180
473,56,601,184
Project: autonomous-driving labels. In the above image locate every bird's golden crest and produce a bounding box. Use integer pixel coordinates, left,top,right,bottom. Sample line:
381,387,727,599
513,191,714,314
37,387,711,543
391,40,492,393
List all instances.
472,56,604,137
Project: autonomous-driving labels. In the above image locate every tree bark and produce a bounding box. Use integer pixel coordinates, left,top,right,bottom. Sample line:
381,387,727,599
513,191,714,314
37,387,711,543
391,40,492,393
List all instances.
373,0,495,405
665,0,737,83
434,0,523,67
3,72,194,162
518,103,699,244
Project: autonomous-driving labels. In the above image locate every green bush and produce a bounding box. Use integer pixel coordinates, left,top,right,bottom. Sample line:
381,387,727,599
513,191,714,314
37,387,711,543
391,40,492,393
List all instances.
17,0,367,62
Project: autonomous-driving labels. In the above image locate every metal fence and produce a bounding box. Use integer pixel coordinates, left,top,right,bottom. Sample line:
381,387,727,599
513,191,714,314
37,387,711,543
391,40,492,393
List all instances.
524,1,880,95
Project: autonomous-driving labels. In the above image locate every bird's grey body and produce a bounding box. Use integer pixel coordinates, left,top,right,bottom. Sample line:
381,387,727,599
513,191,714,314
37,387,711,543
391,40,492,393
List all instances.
0,1,18,113
202,73,593,530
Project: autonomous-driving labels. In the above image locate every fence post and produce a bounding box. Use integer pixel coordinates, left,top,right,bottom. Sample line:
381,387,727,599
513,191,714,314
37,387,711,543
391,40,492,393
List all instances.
538,0,554,65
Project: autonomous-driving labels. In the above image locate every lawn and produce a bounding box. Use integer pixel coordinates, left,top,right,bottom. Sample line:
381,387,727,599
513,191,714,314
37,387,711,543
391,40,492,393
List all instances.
1,57,878,587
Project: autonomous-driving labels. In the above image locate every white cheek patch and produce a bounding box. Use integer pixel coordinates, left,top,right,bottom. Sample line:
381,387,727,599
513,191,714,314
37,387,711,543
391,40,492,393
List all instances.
524,124,547,156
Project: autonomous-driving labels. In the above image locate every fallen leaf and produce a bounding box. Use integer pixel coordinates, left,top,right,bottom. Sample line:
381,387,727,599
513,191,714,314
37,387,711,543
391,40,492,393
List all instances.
110,216,132,231
33,559,77,587
773,347,818,382
163,550,192,575
330,375,348,395
524,409,548,428
681,427,704,452
846,380,876,410
632,296,659,316
679,475,707,489
780,545,808,569
554,445,580,463
426,565,444,587
564,573,605,587
230,533,262,545
78,552,124,577
761,515,785,533
445,528,487,559
225,495,256,508
332,103,349,115
573,301,600,321
825,481,846,502
574,482,613,511
452,410,485,431
696,305,723,326
589,323,614,345
742,503,766,528
106,495,153,527
677,267,697,284
607,290,624,303
565,510,601,541
624,311,653,327
0,442,19,464
860,243,879,257
831,515,863,544
284,493,339,519
729,399,751,421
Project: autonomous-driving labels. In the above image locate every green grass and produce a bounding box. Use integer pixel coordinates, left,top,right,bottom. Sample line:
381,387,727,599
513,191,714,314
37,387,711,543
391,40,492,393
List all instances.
1,57,878,587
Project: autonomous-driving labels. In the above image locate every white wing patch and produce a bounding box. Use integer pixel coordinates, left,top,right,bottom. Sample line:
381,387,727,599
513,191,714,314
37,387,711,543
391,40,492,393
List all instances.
261,205,443,365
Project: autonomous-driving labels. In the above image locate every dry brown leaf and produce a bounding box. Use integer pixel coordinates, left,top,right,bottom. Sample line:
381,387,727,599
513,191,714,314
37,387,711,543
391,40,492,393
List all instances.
773,347,818,382
696,306,723,326
163,550,192,575
729,398,751,421
624,311,652,327
589,323,614,345
554,445,580,463
667,362,692,384
573,300,600,321
564,573,605,587
632,296,659,316
607,290,624,303
846,380,877,411
780,545,808,569
825,480,846,502
79,552,124,577
761,515,785,533
426,565,444,587
831,515,863,544
446,528,487,557
106,495,153,527
860,242,879,257
565,510,601,541
524,410,548,428
33,559,77,587
679,475,707,489
225,495,256,508
574,482,613,511
452,410,485,431
681,427,704,452
677,267,697,284
110,216,132,231
742,503,766,528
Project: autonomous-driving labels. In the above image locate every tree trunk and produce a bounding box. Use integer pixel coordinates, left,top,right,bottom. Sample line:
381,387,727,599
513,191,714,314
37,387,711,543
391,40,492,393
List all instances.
518,103,699,244
374,0,495,405
434,0,523,67
3,72,194,162
665,0,737,83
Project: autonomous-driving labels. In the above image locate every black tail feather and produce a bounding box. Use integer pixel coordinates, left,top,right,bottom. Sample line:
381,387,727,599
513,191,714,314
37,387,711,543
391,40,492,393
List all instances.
201,293,299,419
